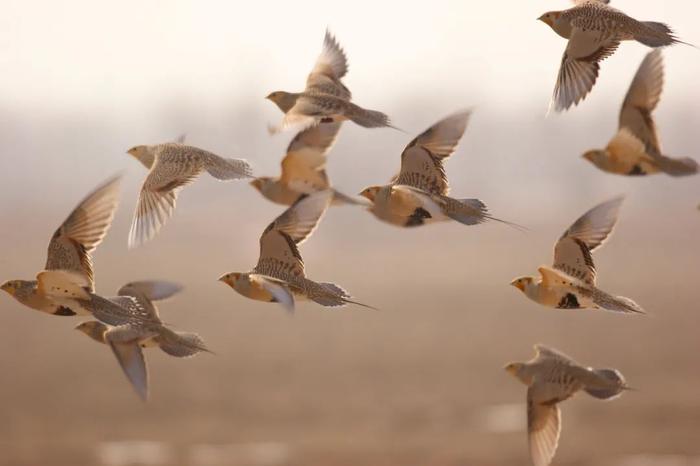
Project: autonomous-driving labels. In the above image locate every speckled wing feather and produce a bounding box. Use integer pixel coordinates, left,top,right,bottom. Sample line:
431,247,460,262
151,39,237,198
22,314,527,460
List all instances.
552,27,620,112
254,191,333,279
620,50,664,153
394,111,470,195
553,197,623,285
533,344,575,365
306,30,351,99
45,175,121,290
527,386,562,466
280,122,342,193
129,148,202,248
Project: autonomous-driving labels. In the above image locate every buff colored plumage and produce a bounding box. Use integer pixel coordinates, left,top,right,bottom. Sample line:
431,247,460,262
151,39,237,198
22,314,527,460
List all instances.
511,197,645,314
267,30,393,133
250,121,361,206
76,280,209,401
359,111,517,229
127,142,252,248
583,50,698,176
219,190,374,312
506,344,630,466
1,176,121,316
540,0,684,112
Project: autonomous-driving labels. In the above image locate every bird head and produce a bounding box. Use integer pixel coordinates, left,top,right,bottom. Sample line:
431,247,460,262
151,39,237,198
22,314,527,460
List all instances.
250,177,273,193
510,276,534,292
0,280,18,296
266,91,297,113
359,186,381,203
537,11,560,28
504,362,525,378
582,149,607,167
126,145,155,169
218,272,242,288
75,321,109,343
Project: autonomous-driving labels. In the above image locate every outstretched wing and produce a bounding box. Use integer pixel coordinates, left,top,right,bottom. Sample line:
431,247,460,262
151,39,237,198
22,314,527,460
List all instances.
305,30,351,99
394,111,470,195
527,386,562,466
45,175,121,290
553,197,624,285
254,191,333,279
280,122,342,193
619,49,664,153
551,27,620,112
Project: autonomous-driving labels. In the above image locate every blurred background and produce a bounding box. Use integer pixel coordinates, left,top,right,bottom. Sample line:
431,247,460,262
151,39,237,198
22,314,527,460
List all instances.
1,0,699,465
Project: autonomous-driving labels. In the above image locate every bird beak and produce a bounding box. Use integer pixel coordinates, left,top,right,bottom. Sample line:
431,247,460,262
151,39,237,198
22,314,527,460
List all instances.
510,279,524,291
217,274,228,284
0,282,12,295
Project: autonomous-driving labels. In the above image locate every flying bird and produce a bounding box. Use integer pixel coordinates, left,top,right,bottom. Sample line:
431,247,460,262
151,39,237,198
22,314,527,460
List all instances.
127,141,252,248
250,121,361,206
582,50,698,176
266,30,393,133
75,281,210,401
1,176,121,316
359,111,518,228
219,190,374,312
505,344,631,466
539,0,684,112
510,197,645,315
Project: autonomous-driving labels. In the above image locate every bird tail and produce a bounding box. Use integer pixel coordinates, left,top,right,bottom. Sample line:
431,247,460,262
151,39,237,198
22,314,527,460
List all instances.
344,102,394,129
635,21,684,47
306,280,377,310
443,197,526,230
331,189,364,206
158,328,212,358
653,154,699,177
203,154,253,180
590,288,647,315
585,368,629,400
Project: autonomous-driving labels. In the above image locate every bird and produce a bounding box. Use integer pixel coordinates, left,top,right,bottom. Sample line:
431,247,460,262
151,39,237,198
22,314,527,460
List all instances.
510,197,645,314
75,280,209,401
266,30,393,133
582,50,698,176
359,110,518,228
1,175,121,316
539,0,684,112
218,190,374,312
250,121,362,206
126,141,253,248
505,344,631,466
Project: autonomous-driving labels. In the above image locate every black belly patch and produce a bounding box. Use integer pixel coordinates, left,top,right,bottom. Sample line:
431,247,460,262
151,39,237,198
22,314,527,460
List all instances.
627,165,648,176
405,207,431,227
320,117,334,123
557,293,580,309
54,306,77,316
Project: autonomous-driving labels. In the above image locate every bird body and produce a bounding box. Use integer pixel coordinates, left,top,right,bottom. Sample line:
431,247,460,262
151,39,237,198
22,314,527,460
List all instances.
219,191,374,312
506,344,630,466
511,197,646,315
360,111,516,229
540,1,682,112
75,280,209,401
267,30,392,133
583,50,698,176
1,176,121,316
127,142,252,248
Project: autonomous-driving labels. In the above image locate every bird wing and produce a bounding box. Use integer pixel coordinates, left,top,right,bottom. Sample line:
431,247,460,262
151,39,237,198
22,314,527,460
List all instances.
128,149,201,248
45,175,121,290
255,191,333,278
36,269,91,300
551,27,620,112
108,339,149,402
572,0,610,4
527,386,562,466
394,111,470,195
619,49,664,153
553,197,624,285
533,344,575,365
305,30,351,99
280,122,342,193
117,281,183,302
